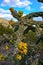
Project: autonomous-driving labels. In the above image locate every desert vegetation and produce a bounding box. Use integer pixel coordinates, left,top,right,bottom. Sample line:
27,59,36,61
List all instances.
0,0,43,65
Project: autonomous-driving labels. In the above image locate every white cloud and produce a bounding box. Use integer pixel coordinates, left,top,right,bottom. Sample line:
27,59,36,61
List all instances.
1,0,32,8
40,5,43,9
0,8,18,21
4,0,10,3
0,13,12,19
0,8,10,14
33,17,42,21
40,4,43,10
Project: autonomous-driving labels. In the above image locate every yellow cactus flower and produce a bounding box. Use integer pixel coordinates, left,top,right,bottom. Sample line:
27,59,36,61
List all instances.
0,54,4,61
18,42,23,49
19,49,27,55
18,41,28,55
23,49,27,54
16,54,22,60
5,45,9,50
23,43,27,49
18,42,27,50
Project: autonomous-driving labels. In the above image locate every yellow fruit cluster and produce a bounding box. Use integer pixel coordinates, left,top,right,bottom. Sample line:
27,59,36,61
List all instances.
9,7,14,13
0,53,4,61
18,42,28,55
18,11,23,17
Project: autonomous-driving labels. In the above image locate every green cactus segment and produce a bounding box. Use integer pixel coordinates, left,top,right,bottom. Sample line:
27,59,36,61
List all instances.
25,12,43,19
40,24,43,28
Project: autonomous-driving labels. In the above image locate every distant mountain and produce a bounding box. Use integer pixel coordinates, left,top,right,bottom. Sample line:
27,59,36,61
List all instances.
0,18,12,28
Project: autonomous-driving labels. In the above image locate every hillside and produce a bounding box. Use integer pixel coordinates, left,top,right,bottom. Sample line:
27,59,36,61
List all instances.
0,18,13,29
0,18,9,27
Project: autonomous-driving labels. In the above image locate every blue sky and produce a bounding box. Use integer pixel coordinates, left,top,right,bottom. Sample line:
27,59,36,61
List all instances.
0,0,43,21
